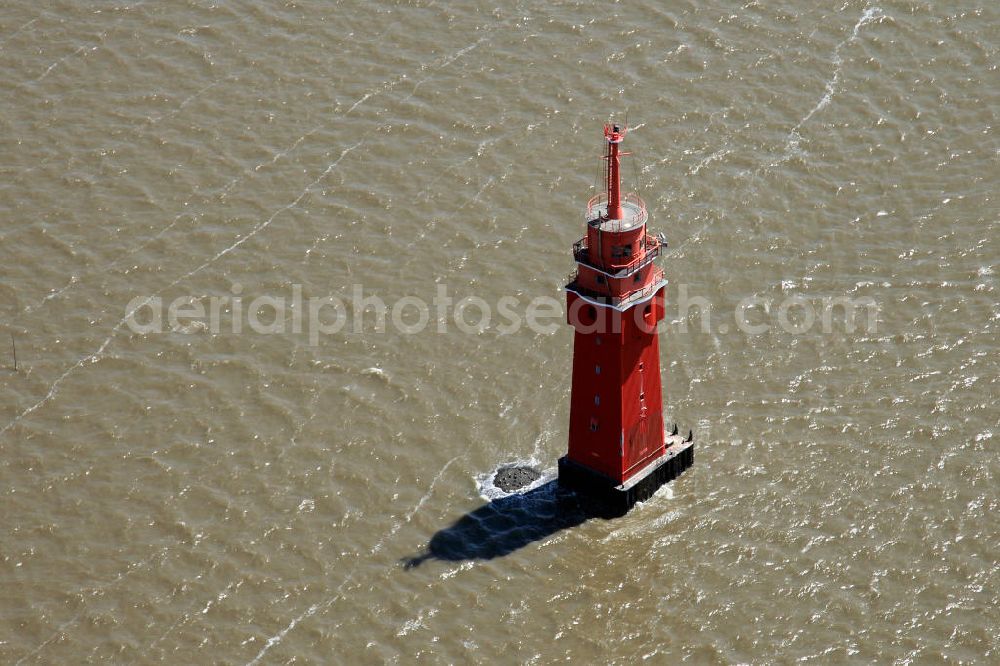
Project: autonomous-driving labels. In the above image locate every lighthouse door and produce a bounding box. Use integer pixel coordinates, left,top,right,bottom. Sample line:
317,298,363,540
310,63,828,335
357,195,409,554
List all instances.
624,418,653,475
623,359,652,474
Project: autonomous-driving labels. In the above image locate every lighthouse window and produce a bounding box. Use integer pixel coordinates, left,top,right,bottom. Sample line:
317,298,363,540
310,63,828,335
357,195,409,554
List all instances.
594,395,600,406
595,365,601,375
634,273,641,283
611,244,632,258
639,392,645,400
596,275,605,285
639,361,644,370
590,418,599,431
595,336,601,345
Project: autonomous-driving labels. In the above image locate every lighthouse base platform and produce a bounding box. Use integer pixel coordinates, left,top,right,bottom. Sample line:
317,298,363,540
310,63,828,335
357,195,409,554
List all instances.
557,435,694,518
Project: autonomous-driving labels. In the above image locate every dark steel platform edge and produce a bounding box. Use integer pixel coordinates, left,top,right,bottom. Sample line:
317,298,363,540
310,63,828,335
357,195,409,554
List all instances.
557,441,694,517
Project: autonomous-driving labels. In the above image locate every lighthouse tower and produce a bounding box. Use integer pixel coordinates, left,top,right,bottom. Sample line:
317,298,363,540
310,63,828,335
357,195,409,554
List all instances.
558,123,694,516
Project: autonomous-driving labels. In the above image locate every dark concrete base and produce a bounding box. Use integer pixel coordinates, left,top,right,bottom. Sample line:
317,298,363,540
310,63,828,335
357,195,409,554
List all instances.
557,439,694,518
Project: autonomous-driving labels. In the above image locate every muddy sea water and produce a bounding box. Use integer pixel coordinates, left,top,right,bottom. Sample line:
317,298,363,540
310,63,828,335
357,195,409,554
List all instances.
1,1,997,663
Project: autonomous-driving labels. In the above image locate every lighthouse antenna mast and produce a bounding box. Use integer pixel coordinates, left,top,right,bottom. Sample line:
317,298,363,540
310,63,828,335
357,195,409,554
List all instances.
603,122,629,221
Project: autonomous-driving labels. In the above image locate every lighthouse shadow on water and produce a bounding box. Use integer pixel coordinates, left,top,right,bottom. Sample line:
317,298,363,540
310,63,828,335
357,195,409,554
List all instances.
402,480,598,568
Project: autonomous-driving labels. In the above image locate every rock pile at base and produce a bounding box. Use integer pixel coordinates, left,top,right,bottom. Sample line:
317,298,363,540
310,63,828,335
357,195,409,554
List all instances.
493,465,541,493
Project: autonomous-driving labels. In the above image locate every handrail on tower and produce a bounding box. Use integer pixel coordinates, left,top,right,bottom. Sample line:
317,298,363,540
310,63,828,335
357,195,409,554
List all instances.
586,192,647,228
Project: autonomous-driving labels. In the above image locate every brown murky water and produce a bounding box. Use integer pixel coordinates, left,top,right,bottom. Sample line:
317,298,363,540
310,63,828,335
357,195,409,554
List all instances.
1,1,997,662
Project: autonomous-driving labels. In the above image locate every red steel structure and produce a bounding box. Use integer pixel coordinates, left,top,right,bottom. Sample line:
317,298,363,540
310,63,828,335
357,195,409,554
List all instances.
558,123,694,515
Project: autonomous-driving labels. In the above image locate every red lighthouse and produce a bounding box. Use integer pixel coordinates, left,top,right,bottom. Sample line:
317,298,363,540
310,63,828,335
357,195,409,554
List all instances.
558,123,694,516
